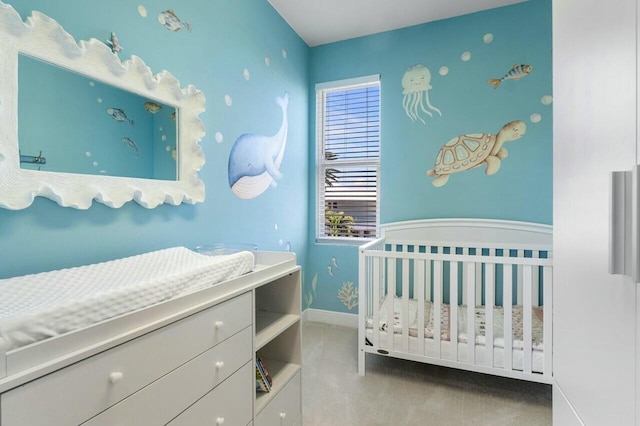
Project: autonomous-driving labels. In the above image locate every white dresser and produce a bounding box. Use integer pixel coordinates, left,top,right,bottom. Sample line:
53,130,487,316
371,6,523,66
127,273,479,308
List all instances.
0,251,302,426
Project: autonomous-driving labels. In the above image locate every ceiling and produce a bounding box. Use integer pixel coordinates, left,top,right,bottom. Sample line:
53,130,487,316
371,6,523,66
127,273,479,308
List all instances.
268,0,527,47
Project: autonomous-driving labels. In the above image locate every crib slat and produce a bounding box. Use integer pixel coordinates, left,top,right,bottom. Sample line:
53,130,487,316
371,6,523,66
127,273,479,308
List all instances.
387,257,396,350
523,265,533,374
485,263,495,368
358,249,368,376
415,259,426,355
503,265,513,372
402,258,410,353
516,250,524,305
449,261,458,361
433,260,442,358
372,256,381,348
465,262,476,364
460,248,468,306
370,254,376,324
543,265,553,377
532,250,540,306
475,255,482,306
426,249,432,308
425,256,432,356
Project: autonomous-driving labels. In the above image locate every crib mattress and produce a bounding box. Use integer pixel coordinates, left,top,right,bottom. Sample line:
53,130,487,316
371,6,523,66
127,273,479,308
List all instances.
0,247,255,351
364,327,545,373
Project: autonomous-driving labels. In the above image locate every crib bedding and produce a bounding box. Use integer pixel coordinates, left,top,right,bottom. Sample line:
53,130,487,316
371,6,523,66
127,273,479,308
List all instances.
0,247,255,352
366,296,544,351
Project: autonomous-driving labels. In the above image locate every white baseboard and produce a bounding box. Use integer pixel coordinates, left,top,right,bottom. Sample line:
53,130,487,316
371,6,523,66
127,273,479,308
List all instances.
302,308,358,328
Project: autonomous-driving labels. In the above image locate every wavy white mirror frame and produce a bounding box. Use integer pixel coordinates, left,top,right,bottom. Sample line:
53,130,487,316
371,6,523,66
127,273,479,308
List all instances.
0,2,206,209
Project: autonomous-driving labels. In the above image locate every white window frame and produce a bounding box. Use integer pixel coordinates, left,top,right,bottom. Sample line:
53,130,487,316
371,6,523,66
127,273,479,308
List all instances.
315,75,381,244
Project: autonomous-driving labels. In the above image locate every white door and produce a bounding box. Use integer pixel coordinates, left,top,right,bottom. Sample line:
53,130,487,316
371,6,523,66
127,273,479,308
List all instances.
553,0,638,424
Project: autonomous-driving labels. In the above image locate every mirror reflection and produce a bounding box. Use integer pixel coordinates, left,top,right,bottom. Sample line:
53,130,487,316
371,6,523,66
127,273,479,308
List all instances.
17,54,178,180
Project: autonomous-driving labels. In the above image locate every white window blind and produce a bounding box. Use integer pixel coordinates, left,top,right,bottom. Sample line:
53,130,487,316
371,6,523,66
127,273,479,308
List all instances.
316,75,380,240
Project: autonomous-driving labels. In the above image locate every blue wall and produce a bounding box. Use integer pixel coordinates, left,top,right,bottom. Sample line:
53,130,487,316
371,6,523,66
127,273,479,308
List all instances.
305,0,552,314
0,0,552,318
0,0,309,278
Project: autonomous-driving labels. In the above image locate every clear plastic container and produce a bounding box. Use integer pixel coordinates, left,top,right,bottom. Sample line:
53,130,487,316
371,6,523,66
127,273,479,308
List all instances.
193,243,258,256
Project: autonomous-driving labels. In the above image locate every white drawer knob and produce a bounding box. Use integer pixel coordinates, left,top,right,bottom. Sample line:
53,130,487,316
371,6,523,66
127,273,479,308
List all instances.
214,321,224,329
280,412,286,419
215,361,225,370
216,417,225,425
109,372,124,384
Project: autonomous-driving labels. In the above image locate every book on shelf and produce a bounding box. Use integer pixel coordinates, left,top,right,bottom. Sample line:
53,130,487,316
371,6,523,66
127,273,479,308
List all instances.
255,357,271,392
257,357,273,387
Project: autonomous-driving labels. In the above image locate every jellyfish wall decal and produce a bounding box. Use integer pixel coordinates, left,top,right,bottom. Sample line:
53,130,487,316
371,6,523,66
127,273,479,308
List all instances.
401,64,442,124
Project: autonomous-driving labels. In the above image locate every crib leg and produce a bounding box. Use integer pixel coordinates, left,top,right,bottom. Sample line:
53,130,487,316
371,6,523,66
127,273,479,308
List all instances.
358,348,366,376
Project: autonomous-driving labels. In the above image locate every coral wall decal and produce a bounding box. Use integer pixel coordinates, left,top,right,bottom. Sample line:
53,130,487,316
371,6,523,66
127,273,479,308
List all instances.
337,281,358,310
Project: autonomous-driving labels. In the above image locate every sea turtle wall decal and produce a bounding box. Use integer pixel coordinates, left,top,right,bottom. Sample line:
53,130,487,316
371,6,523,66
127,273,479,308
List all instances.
426,120,526,187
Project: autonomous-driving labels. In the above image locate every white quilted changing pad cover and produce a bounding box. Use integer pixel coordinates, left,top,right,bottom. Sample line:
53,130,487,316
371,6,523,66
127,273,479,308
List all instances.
0,247,255,352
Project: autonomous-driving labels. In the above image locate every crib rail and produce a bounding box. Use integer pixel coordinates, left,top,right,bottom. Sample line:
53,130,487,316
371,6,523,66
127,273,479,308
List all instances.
358,236,553,384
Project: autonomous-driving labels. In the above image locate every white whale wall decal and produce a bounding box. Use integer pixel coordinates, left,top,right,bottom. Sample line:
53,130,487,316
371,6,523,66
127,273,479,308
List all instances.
228,93,289,199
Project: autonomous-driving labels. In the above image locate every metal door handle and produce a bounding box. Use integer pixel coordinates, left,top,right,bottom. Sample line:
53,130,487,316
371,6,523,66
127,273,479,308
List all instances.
610,166,640,282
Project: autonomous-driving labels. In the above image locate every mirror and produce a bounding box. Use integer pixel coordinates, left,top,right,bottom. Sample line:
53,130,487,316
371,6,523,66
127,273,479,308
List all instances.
18,54,178,180
0,2,206,209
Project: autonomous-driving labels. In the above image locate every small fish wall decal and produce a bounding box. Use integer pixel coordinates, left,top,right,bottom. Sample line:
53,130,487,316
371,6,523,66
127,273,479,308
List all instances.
157,9,191,32
105,32,123,55
107,107,134,126
487,64,533,89
144,101,162,114
121,137,139,158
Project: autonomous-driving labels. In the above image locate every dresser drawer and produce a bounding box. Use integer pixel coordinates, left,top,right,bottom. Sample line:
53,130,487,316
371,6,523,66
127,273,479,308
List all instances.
82,326,252,426
167,361,253,426
256,371,301,426
1,292,251,426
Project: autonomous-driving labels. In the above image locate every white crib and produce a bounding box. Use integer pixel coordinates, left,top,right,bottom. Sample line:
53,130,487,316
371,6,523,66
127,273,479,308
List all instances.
358,219,553,384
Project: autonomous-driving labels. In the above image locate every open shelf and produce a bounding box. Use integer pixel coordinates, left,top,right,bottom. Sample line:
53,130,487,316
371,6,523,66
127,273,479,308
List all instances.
255,358,301,414
253,269,302,424
255,311,299,351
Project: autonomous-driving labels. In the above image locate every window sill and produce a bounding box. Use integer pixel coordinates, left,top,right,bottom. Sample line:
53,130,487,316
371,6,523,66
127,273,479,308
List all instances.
315,237,375,246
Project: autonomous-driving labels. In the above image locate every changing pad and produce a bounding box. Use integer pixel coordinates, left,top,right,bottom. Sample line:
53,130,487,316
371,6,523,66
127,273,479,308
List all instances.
0,247,255,351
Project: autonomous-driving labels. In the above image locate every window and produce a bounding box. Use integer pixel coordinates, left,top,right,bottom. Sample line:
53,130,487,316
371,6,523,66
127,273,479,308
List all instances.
315,75,380,241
